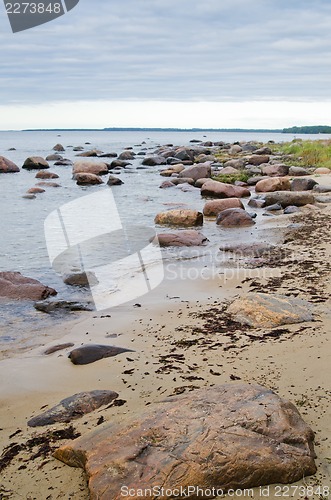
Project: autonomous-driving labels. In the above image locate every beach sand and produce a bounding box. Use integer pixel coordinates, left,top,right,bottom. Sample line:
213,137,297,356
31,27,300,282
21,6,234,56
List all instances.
0,181,330,499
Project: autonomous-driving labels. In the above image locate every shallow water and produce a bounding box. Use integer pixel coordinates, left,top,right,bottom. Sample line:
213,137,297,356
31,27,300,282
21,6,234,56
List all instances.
0,129,328,354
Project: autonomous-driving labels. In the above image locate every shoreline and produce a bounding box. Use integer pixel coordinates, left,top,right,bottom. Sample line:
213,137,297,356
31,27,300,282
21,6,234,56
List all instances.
0,138,331,498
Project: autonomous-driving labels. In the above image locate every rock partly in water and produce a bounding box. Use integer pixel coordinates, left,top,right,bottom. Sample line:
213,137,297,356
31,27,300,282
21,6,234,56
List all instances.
22,156,49,170
142,156,167,166
53,143,65,152
34,300,93,314
203,198,244,216
54,383,317,499
216,208,255,228
26,187,45,194
73,161,109,176
151,230,208,247
201,180,250,198
28,390,119,427
227,293,313,327
155,209,203,227
107,175,124,186
248,197,266,208
63,271,98,287
69,344,134,365
0,156,20,173
0,272,57,300
35,171,59,179
178,162,211,181
263,191,315,207
74,173,104,185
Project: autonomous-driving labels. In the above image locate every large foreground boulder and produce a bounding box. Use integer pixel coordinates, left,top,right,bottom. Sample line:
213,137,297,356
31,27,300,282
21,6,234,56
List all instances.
0,272,57,300
155,209,203,226
227,293,313,327
201,180,250,198
54,383,317,499
0,156,20,173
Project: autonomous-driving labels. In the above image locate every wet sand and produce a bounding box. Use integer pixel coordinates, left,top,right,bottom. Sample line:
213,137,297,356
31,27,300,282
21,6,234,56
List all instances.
0,180,330,499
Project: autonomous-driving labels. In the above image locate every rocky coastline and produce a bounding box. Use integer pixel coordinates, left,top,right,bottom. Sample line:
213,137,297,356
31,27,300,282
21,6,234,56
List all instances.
0,136,330,499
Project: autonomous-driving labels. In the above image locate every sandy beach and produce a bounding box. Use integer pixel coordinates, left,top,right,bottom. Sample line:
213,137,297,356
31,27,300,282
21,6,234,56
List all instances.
0,172,330,500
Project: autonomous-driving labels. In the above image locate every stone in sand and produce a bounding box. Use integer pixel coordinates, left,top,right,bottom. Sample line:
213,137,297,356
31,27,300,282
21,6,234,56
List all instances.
0,272,57,300
291,178,318,191
69,344,134,365
44,343,75,355
220,242,276,257
228,293,313,328
28,390,118,427
54,383,317,499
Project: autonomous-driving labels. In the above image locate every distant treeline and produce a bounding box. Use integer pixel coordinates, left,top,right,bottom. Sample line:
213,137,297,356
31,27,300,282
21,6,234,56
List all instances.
282,125,331,134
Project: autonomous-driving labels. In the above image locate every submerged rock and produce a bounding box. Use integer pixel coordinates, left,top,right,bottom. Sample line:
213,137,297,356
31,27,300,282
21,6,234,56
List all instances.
54,383,317,499
68,344,134,365
28,390,118,427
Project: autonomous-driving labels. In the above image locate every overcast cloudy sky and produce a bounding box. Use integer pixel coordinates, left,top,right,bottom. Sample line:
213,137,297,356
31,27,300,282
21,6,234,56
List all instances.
1,0,331,129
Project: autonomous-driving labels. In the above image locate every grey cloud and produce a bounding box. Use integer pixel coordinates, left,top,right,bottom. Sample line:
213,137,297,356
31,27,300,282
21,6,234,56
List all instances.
1,0,331,104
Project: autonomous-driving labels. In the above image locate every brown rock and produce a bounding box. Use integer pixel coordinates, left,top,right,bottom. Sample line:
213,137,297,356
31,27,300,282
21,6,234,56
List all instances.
76,150,103,157
74,173,104,185
216,208,255,227
0,156,20,173
28,390,118,427
255,177,291,193
219,166,239,175
46,154,62,161
73,161,109,176
314,167,330,174
159,181,175,188
155,209,203,226
26,187,45,194
0,272,57,300
35,182,61,188
291,178,318,191
178,162,211,181
44,343,75,355
22,156,49,170
63,271,98,287
261,164,289,176
151,230,208,247
263,191,315,207
201,180,250,198
107,175,124,186
247,154,270,165
54,383,317,499
194,177,211,188
35,171,59,179
53,143,65,152
228,293,313,327
203,198,244,216
118,151,135,160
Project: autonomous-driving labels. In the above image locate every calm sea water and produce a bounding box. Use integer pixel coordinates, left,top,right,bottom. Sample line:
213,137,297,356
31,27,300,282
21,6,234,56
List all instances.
0,130,329,354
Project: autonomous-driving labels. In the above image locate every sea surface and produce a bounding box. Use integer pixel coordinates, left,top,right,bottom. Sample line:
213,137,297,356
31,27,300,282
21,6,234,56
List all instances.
0,129,329,354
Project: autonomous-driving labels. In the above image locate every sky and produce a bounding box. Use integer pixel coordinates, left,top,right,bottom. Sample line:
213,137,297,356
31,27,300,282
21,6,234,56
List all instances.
1,0,331,129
